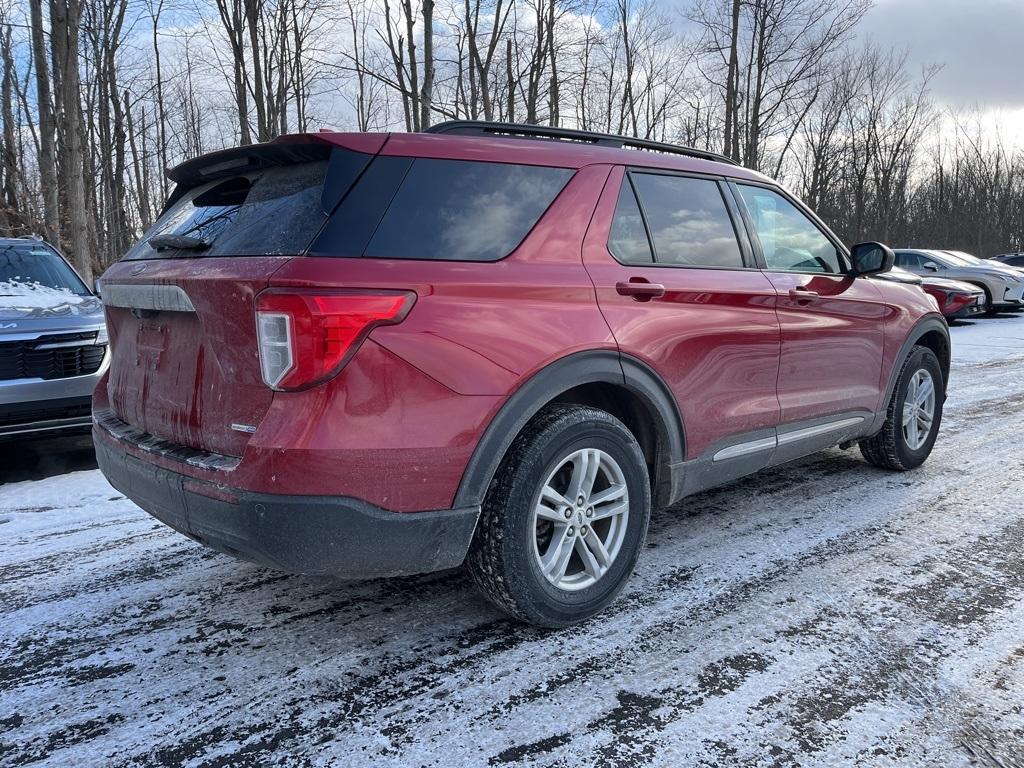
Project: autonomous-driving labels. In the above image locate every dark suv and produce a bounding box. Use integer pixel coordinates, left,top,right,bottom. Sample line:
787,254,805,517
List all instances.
94,122,949,627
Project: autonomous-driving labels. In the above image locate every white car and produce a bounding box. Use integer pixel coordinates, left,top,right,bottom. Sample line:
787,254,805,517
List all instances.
894,249,1024,313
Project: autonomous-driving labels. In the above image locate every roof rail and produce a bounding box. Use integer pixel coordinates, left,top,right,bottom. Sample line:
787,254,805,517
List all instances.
424,121,739,166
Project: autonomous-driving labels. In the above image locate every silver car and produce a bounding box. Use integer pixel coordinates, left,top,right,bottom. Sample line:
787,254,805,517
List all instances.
0,238,108,439
893,248,1024,313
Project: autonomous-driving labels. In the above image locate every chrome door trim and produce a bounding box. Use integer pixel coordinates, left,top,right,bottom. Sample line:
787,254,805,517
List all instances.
712,415,866,463
776,416,865,446
712,436,777,462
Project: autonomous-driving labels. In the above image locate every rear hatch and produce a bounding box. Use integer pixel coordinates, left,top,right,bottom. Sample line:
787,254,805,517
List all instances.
100,136,380,457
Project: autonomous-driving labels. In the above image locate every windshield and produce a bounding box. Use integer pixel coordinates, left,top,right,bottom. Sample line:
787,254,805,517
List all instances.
943,250,983,264
933,251,970,266
0,243,89,295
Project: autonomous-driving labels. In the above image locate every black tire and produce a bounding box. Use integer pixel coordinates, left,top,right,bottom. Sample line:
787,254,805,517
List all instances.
859,345,944,470
466,404,651,628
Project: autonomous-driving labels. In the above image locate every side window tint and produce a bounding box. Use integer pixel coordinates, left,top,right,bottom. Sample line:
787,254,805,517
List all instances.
608,179,653,263
630,174,744,268
737,185,842,274
895,252,920,268
364,159,572,261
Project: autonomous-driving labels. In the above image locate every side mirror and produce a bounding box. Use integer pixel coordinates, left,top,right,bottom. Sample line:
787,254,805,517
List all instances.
93,278,103,297
922,262,939,271
850,242,895,276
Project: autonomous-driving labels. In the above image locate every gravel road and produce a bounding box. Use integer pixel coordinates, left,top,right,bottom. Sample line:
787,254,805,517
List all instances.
3,315,1024,767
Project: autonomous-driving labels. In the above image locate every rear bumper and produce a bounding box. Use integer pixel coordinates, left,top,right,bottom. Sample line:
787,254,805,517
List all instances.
94,428,480,578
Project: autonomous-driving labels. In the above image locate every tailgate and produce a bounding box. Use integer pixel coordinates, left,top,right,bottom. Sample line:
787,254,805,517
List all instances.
102,257,286,457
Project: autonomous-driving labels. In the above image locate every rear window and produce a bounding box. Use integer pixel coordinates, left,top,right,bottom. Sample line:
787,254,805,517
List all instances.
124,159,333,260
313,158,572,262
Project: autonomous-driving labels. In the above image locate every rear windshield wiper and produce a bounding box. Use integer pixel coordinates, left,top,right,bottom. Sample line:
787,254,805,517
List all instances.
148,234,210,251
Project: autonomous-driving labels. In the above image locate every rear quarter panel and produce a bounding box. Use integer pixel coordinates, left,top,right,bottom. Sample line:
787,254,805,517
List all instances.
270,164,618,396
251,164,618,510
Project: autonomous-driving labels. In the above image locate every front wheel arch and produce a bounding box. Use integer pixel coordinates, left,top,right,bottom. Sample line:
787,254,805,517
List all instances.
868,315,949,436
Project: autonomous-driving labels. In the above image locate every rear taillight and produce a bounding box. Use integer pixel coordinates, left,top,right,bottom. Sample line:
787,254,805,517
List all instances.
255,289,415,391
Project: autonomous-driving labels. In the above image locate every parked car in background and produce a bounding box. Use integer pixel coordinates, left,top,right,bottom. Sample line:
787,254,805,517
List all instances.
879,267,986,320
894,248,1024,314
943,250,1024,280
989,252,1024,271
0,237,108,439
94,122,950,627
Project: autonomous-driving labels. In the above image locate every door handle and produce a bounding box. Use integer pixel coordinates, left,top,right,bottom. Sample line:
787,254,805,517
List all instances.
616,280,666,301
789,287,819,305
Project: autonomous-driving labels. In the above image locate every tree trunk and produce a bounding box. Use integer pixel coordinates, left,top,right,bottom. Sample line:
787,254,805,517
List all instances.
29,0,61,244
419,0,434,128
723,0,741,160
50,0,93,283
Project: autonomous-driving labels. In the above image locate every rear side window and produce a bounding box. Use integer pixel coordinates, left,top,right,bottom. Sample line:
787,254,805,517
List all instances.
630,174,745,268
363,159,572,261
125,157,337,260
608,179,653,263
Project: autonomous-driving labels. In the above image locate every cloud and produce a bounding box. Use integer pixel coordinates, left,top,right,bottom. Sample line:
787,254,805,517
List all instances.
857,0,1024,108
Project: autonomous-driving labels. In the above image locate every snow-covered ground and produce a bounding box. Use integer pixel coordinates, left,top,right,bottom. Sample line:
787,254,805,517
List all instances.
3,315,1024,767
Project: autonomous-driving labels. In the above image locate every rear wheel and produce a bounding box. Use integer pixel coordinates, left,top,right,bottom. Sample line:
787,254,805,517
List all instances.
860,345,944,470
466,405,651,627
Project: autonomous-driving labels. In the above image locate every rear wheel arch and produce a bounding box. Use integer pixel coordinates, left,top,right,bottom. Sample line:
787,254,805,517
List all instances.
453,351,685,511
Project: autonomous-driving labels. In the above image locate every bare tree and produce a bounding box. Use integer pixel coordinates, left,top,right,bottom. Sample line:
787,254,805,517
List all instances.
29,0,61,243
50,0,94,282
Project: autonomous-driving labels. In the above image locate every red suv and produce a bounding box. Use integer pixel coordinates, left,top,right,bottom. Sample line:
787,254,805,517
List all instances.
94,122,949,627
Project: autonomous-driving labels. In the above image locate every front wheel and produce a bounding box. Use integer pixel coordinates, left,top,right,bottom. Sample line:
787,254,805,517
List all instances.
860,345,944,470
466,405,651,628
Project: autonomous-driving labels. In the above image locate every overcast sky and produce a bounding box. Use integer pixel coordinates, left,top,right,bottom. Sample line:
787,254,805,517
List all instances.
857,0,1024,142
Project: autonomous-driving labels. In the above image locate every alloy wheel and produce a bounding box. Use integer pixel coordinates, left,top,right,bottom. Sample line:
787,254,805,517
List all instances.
902,369,936,450
531,448,630,591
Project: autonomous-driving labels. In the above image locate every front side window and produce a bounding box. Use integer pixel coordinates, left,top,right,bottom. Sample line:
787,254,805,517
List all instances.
630,173,745,268
737,186,842,274
895,252,922,269
364,159,572,261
